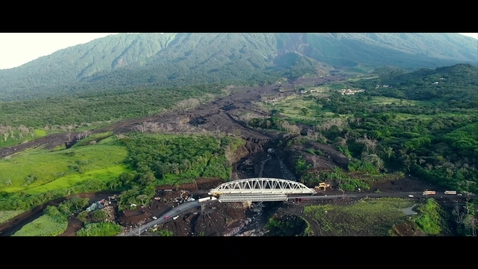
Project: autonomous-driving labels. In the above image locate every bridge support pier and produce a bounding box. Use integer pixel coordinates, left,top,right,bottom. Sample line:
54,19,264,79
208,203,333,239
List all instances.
242,201,252,208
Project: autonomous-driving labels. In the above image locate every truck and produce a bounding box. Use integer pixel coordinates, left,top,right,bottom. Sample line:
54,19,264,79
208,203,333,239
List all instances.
423,191,436,195
444,191,457,195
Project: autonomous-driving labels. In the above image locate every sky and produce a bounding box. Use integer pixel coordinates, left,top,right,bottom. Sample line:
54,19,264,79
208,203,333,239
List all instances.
0,33,477,70
0,33,117,70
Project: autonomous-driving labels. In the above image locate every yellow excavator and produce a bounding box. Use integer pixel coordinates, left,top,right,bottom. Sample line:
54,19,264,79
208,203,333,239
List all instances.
315,182,331,191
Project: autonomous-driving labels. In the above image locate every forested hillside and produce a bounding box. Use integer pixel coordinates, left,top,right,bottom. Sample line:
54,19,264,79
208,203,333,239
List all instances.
0,33,476,101
349,63,478,108
268,63,478,193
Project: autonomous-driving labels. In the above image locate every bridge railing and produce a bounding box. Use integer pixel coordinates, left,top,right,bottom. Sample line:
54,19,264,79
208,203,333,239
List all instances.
208,178,316,195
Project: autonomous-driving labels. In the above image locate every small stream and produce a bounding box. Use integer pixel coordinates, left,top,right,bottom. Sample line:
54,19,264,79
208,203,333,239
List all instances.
278,158,296,181
258,155,272,178
235,149,296,236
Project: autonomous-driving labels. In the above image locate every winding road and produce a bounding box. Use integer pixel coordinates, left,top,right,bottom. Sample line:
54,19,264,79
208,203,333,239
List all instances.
118,200,202,236
118,190,470,236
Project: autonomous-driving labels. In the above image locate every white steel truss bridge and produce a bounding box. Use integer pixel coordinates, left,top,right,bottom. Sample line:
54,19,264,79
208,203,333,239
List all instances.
208,178,316,202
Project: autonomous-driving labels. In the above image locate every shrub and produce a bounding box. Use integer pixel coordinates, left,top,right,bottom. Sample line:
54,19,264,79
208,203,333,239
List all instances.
89,209,108,223
76,222,123,236
77,210,89,223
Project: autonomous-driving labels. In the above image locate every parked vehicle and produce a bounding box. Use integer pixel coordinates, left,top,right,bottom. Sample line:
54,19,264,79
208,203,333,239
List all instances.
198,197,211,203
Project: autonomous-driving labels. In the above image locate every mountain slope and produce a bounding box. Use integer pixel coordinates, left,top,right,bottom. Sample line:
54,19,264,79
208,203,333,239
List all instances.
82,33,281,85
0,33,176,87
0,33,476,101
287,33,477,68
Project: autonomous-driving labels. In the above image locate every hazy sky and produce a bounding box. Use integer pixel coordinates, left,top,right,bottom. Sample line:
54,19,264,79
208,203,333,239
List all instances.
0,33,477,70
0,33,117,70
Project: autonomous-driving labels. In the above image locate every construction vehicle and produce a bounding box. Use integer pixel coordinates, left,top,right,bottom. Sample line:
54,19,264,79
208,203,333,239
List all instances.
315,182,331,191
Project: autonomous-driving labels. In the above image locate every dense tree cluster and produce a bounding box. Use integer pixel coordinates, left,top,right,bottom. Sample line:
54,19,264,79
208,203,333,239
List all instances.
0,84,224,129
110,134,242,210
254,64,478,193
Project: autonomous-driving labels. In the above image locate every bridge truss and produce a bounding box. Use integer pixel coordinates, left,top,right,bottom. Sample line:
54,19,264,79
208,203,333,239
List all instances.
208,178,316,202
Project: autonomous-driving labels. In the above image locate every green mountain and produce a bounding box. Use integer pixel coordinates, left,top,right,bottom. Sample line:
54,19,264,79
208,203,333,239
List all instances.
0,33,476,101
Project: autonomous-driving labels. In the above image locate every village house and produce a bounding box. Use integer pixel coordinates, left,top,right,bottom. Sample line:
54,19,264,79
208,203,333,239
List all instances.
337,89,365,95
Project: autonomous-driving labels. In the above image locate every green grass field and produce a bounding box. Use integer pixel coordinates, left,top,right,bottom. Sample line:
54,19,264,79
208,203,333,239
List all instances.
0,139,129,193
34,129,47,137
262,93,447,126
12,214,68,236
266,95,326,122
303,198,414,236
0,210,25,224
26,165,128,194
368,96,421,106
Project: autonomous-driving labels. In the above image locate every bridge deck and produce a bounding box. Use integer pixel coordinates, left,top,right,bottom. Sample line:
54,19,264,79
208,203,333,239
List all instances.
218,193,288,202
